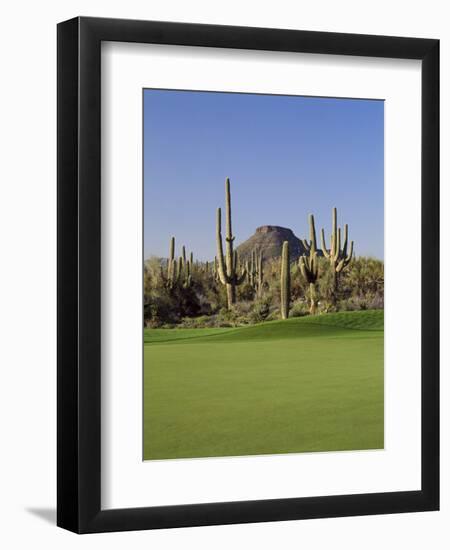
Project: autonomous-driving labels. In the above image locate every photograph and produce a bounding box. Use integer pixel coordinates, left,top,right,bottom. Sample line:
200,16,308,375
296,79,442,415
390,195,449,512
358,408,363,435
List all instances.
143,89,385,461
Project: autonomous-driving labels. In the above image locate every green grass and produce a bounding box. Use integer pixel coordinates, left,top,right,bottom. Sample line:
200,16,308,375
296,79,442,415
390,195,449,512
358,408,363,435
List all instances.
144,310,384,460
144,326,236,344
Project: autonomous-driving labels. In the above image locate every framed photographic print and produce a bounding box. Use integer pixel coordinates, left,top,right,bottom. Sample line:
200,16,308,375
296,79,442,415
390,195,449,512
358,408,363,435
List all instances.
57,17,439,533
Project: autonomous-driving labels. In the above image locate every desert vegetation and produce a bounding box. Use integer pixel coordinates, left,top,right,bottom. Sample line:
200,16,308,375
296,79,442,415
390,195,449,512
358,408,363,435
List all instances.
144,178,383,329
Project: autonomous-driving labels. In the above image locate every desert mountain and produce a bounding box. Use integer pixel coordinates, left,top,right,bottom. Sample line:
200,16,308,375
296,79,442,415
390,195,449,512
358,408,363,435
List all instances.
236,225,312,262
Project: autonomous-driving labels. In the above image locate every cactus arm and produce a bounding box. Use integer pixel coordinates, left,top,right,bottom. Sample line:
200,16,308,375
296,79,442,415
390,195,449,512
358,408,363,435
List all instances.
342,224,348,257
303,215,317,253
224,177,235,258
216,207,231,285
249,250,254,287
312,251,319,278
332,207,337,257
337,227,341,261
236,269,247,286
234,250,241,274
336,257,345,273
255,250,263,297
224,178,233,242
170,257,176,284
309,214,317,252
299,253,319,284
299,256,308,281
185,259,192,287
167,236,175,284
213,256,220,282
177,257,184,283
169,236,175,263
336,240,354,272
331,228,341,262
160,265,168,285
321,228,330,258
347,240,354,262
280,241,290,319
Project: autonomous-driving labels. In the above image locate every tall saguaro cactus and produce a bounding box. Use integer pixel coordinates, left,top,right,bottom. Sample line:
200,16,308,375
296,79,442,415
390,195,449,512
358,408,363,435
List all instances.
213,256,220,283
216,178,246,309
302,213,318,253
280,241,290,319
160,236,178,289
299,214,319,314
256,250,264,298
249,250,256,287
247,249,264,298
160,236,192,289
183,258,192,288
321,207,354,302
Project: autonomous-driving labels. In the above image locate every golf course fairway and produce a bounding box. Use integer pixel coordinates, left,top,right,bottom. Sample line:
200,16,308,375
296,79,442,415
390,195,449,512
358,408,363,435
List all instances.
143,310,384,460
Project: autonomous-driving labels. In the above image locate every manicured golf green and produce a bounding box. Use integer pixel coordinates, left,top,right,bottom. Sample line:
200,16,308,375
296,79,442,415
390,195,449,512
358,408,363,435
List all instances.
144,310,384,460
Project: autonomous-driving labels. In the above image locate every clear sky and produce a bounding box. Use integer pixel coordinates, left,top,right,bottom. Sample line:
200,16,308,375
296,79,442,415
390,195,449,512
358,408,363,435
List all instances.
144,89,384,260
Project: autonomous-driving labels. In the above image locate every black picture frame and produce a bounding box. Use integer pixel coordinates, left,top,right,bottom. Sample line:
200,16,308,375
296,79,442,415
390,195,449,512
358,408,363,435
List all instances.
57,16,439,533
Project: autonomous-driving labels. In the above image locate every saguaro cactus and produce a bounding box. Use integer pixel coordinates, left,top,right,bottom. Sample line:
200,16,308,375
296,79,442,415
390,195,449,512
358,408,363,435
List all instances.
213,256,220,283
280,241,290,319
160,236,192,289
246,249,264,298
299,214,319,314
302,213,318,253
321,207,354,302
160,236,178,289
183,259,192,288
216,178,246,309
256,250,264,298
249,250,256,287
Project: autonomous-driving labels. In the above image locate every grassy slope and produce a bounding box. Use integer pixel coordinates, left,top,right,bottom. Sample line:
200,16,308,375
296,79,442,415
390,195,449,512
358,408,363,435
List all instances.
144,309,383,343
144,310,384,460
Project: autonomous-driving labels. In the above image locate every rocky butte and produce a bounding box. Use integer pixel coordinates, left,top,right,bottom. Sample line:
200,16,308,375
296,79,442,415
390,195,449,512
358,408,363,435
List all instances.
236,225,315,262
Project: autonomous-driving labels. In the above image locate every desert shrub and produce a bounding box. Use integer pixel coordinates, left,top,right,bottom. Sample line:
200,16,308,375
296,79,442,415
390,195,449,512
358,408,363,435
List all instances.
290,300,309,318
339,292,384,312
143,254,384,327
233,301,254,316
179,315,216,328
237,282,256,301
214,307,242,327
317,300,337,314
264,310,279,322
249,298,271,323
338,257,384,310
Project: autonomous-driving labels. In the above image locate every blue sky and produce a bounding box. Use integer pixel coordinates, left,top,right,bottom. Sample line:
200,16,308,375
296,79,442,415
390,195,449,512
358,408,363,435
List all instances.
144,89,384,260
